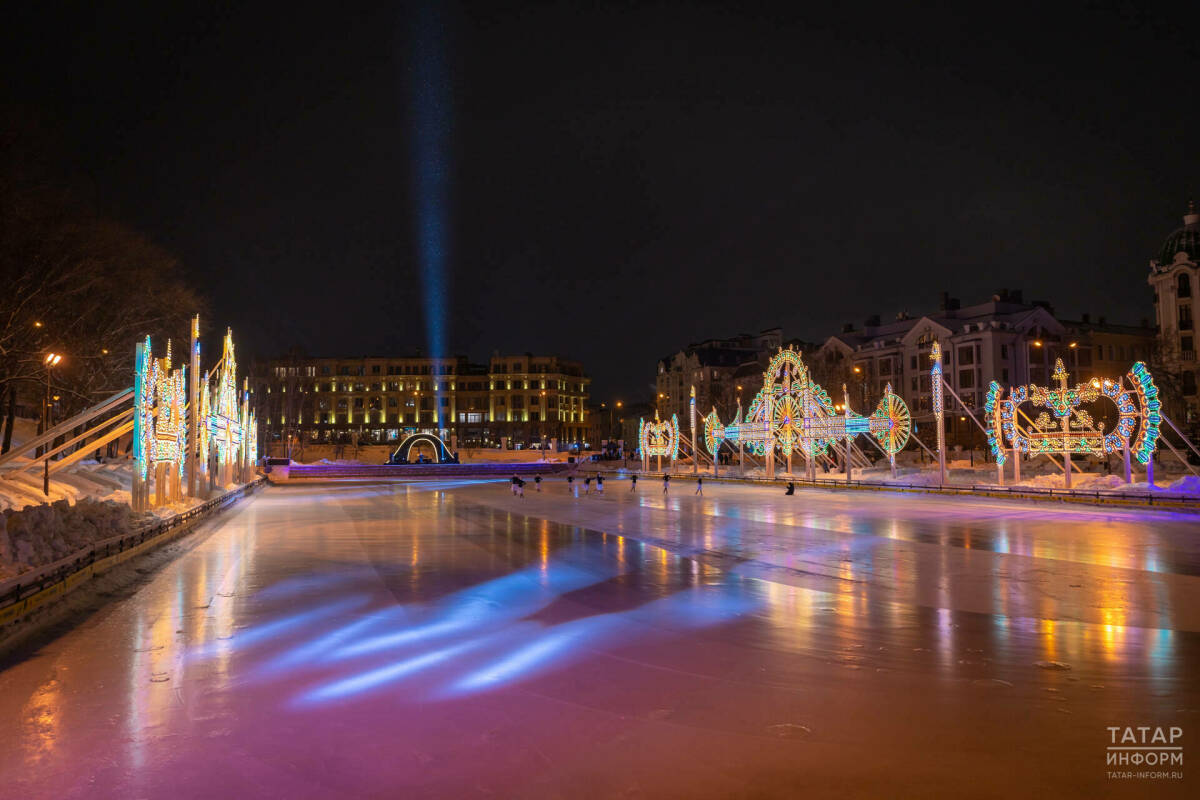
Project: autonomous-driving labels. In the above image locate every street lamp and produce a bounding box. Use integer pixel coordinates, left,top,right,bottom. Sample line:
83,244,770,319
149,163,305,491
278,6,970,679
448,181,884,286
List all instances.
42,352,63,495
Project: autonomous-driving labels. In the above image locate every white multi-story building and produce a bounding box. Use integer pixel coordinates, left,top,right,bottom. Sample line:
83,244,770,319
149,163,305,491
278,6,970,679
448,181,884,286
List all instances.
812,291,1153,449
1149,201,1199,421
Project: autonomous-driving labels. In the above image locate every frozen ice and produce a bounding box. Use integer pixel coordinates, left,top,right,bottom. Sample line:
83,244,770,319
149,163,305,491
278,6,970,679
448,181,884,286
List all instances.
0,478,1197,797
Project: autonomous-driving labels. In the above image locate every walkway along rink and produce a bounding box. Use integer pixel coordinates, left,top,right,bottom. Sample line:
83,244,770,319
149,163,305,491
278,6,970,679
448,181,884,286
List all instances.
0,479,1196,798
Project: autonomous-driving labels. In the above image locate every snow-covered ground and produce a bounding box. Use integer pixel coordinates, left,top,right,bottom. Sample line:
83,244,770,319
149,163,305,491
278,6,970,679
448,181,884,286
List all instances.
0,458,136,511
0,497,133,581
0,418,219,580
0,417,141,511
0,480,1196,796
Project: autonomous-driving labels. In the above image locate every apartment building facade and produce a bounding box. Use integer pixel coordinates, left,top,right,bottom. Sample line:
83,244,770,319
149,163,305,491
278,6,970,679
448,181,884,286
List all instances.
813,292,1154,449
255,353,589,451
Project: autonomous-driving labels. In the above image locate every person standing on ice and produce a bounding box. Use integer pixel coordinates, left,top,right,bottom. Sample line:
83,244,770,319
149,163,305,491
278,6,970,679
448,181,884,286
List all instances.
583,476,591,495
534,475,542,492
511,475,520,496
695,476,703,496
630,474,637,491
662,474,670,494
568,474,577,497
596,475,604,494
517,478,525,498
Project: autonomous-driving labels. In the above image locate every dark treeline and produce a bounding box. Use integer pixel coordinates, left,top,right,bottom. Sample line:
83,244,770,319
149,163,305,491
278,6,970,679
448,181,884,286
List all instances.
0,110,205,453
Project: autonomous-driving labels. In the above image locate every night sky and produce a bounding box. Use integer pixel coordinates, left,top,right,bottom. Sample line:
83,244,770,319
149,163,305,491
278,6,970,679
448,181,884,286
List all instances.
5,2,1198,401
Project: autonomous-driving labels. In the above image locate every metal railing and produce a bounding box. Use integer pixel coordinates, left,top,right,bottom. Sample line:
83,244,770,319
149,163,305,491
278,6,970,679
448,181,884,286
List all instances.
595,469,1200,509
0,477,265,628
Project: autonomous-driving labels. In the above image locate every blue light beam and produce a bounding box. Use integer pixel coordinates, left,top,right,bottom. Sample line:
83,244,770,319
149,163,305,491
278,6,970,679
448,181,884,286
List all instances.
411,0,451,398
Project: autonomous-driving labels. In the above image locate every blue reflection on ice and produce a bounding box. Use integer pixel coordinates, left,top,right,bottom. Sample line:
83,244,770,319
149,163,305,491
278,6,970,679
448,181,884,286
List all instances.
443,587,760,697
330,561,614,660
449,617,621,694
219,541,760,709
295,639,482,706
188,595,369,662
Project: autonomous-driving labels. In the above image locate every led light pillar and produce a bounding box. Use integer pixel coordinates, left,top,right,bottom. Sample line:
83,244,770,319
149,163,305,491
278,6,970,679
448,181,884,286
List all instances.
690,386,697,476
188,315,201,497
132,339,148,512
931,341,946,485
241,377,250,483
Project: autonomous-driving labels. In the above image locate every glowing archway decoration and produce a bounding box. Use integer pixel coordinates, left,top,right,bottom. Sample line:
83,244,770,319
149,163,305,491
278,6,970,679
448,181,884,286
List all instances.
132,318,257,510
389,432,457,464
704,347,911,472
132,336,188,508
639,411,680,460
153,342,187,478
206,329,245,487
984,358,1160,466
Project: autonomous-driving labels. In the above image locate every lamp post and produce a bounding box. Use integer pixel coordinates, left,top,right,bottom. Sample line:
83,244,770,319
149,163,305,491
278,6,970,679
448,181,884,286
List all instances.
43,352,63,495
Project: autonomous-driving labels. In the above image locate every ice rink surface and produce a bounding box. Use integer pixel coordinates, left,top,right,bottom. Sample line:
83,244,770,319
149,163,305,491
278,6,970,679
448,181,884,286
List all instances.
1,478,1197,798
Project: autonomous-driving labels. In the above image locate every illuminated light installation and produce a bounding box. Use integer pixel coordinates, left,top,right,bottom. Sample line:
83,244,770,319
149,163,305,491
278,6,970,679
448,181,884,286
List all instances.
187,314,201,497
206,329,245,487
639,411,680,471
132,318,256,510
132,336,188,510
704,347,911,480
984,358,1161,485
242,377,259,476
1127,361,1162,465
132,338,153,510
153,341,187,504
930,341,946,483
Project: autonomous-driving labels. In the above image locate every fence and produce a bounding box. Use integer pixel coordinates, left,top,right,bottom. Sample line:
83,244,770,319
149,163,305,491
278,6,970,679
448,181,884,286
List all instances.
0,477,265,634
595,469,1200,510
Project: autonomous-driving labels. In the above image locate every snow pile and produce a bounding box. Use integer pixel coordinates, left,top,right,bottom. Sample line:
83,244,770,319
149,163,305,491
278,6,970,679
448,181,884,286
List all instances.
1009,472,1200,494
0,497,133,581
1167,475,1200,494
0,459,136,511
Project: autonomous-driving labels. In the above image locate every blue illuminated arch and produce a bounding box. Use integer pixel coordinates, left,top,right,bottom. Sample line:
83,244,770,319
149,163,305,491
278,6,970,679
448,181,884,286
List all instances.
390,433,456,464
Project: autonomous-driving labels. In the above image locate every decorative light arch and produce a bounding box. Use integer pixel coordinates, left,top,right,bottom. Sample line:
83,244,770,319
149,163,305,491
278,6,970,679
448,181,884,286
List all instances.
704,347,911,477
639,411,680,469
389,432,456,463
984,357,1161,473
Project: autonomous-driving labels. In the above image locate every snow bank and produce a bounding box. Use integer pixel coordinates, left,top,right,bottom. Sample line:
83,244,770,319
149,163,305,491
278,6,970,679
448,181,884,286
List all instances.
0,459,137,511
0,498,133,581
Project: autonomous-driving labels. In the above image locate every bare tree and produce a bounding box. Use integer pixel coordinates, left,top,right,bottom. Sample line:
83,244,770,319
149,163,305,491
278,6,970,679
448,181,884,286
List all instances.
1,133,205,450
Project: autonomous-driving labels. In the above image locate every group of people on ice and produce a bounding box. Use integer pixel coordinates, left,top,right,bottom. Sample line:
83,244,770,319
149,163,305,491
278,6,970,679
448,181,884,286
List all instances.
510,474,544,497
565,474,608,497
511,472,712,498
513,472,799,498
